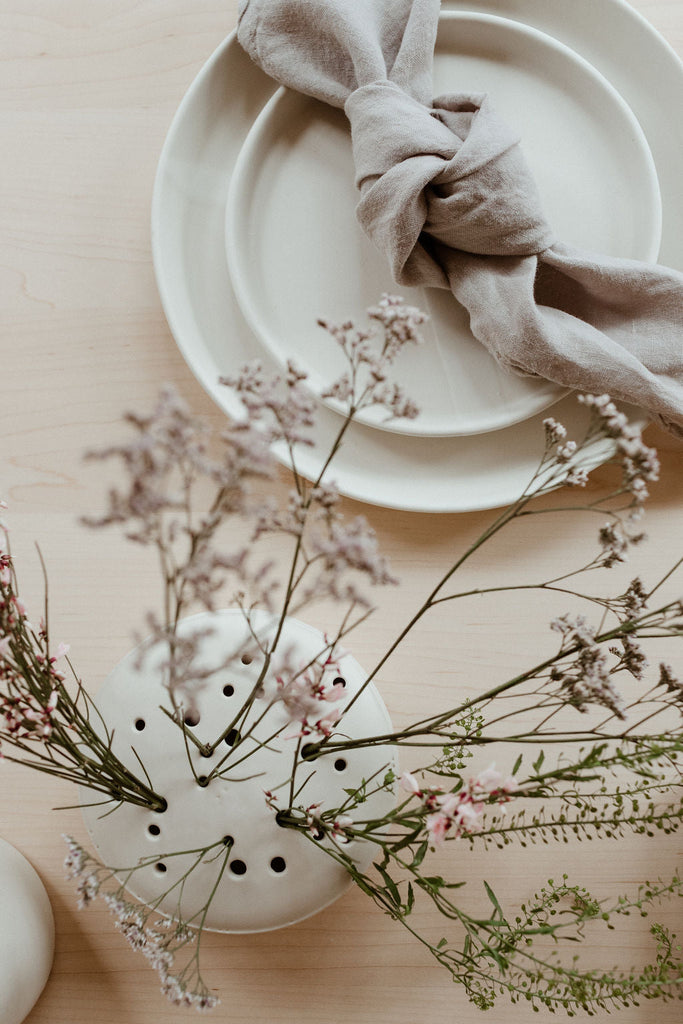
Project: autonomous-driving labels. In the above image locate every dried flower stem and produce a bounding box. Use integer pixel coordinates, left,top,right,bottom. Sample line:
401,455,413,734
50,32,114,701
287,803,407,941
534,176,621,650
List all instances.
4,298,682,1014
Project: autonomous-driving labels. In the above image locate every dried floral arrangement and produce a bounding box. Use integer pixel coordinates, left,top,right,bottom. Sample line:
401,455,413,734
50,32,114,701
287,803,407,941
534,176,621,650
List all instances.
1,297,682,1014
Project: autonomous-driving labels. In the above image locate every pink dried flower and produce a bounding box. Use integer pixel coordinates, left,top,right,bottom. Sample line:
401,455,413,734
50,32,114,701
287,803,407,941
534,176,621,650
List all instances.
84,384,273,544
565,466,589,487
543,417,567,446
598,521,630,568
64,835,220,1010
658,663,683,708
556,440,578,463
369,381,420,421
367,294,427,355
63,834,87,878
319,295,425,421
221,360,316,447
1,688,60,742
579,393,660,509
610,633,648,680
311,517,397,588
331,814,354,842
76,872,100,908
426,811,451,845
622,578,648,618
404,764,518,847
550,614,626,718
252,489,307,540
274,664,346,739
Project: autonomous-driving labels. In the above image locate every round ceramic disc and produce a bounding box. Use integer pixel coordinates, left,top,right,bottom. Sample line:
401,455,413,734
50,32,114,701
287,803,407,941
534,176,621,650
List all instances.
0,839,54,1024
82,610,396,932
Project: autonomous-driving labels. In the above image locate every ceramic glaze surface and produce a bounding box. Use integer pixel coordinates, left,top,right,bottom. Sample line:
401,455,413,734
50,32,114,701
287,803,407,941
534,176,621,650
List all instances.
82,611,396,932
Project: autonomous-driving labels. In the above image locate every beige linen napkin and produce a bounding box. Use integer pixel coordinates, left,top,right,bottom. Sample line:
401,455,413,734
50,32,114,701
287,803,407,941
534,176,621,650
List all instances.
237,0,683,435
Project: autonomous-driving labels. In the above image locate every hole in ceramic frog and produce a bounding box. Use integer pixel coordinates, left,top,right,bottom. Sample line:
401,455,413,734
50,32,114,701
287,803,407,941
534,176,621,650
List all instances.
224,728,240,746
270,856,286,874
222,683,235,697
183,711,200,727
147,823,161,837
333,676,346,688
334,758,347,772
230,859,247,876
241,653,253,665
155,861,167,874
134,718,146,731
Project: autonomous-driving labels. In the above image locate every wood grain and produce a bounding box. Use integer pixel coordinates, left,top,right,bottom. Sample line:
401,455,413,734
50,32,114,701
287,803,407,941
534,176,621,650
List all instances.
1,2,681,1020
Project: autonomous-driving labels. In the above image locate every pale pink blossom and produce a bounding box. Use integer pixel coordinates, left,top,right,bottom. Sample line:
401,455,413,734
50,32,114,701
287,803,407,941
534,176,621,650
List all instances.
331,814,354,842
425,812,450,845
402,763,518,847
423,789,485,845
474,764,517,796
436,791,461,818
453,800,484,832
303,801,324,837
311,704,343,739
400,771,422,795
274,663,346,739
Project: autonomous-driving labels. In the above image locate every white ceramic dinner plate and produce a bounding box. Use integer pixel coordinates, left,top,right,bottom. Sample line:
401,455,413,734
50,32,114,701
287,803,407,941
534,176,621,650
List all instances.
225,12,660,437
152,0,682,513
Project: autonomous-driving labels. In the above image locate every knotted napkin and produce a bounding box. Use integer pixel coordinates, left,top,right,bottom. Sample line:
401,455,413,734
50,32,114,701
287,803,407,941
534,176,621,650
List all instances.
237,0,683,435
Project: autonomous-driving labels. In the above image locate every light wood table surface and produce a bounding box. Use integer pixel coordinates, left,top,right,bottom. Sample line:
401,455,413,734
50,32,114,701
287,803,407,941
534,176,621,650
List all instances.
2,2,682,1021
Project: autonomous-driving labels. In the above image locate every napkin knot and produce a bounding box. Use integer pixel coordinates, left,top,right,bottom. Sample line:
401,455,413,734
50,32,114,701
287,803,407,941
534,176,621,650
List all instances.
345,80,554,286
237,0,683,436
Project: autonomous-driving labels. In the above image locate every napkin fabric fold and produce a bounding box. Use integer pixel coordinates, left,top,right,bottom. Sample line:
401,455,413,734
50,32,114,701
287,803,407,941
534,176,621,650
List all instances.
237,0,683,436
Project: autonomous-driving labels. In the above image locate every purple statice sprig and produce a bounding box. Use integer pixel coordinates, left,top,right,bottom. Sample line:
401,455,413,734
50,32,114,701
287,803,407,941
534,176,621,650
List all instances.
538,394,659,518
318,293,425,423
63,834,226,1011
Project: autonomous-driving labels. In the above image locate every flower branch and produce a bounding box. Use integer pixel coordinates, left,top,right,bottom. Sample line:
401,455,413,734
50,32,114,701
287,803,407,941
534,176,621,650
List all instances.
2,296,682,1013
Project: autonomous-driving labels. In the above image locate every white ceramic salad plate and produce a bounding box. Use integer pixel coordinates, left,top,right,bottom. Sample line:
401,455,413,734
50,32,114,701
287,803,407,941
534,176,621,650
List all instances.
225,12,660,437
